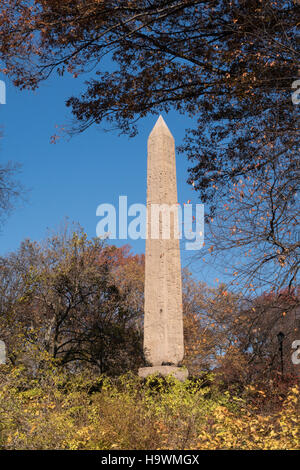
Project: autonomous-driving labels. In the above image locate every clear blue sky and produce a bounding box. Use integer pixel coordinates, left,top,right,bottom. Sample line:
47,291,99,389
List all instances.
0,71,221,285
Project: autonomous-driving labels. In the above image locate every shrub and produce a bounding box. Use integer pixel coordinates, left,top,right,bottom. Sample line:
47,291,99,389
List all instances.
0,364,299,450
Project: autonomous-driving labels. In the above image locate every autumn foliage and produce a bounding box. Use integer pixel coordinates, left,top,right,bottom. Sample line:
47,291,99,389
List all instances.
0,227,299,449
0,365,299,450
0,1,298,291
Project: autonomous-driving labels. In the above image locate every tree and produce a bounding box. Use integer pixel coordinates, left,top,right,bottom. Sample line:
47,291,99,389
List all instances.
0,227,145,375
0,1,298,289
182,270,243,375
215,288,300,387
0,160,22,230
0,1,297,132
182,269,300,383
197,153,299,292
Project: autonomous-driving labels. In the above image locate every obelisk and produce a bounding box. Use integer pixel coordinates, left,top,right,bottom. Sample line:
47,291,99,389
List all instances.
139,116,188,381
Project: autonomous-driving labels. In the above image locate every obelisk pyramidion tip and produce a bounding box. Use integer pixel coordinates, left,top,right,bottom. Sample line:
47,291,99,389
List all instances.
148,115,174,140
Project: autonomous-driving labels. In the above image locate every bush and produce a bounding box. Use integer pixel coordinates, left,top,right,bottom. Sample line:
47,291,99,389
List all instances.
0,364,299,450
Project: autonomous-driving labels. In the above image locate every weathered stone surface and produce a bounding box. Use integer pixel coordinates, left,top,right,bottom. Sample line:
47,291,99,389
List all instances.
140,116,186,376
0,340,6,364
139,366,188,382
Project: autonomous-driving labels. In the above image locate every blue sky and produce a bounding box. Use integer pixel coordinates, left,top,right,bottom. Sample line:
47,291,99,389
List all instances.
0,71,221,285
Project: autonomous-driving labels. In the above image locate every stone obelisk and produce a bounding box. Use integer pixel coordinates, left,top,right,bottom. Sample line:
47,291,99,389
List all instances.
139,116,188,381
